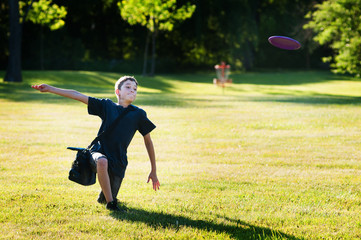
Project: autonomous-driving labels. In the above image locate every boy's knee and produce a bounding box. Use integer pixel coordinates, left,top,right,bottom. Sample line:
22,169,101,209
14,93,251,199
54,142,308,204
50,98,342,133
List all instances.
97,157,108,169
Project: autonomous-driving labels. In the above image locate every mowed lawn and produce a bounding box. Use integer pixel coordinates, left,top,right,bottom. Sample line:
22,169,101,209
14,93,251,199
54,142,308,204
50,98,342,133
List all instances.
0,70,360,239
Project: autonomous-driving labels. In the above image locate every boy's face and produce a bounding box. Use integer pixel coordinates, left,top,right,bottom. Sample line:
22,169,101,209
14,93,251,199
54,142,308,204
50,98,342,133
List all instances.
116,80,137,103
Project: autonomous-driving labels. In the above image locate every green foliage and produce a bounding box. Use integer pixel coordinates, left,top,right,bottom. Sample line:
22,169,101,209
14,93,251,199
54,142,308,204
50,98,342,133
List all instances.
165,0,316,71
20,0,67,30
305,0,361,76
118,0,196,32
0,0,328,72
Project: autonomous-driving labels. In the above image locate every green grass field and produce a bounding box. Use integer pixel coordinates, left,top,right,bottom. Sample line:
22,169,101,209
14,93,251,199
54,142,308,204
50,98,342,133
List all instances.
0,70,360,239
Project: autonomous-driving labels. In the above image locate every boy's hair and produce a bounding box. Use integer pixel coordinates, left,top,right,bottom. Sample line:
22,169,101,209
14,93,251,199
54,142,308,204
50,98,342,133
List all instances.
115,76,138,90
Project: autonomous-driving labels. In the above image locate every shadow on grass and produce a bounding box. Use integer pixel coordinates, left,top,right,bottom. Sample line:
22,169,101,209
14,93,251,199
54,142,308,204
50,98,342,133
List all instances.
0,84,119,107
248,94,361,105
1,71,361,107
158,70,360,86
2,82,361,108
0,71,175,103
42,71,177,94
109,207,302,240
0,82,186,107
232,71,347,86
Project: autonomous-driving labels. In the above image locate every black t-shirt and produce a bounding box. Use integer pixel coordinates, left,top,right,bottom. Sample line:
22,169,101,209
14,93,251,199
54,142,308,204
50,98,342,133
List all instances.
88,97,156,178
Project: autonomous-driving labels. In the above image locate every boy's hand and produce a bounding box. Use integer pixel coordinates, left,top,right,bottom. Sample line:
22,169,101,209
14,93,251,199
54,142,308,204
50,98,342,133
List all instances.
147,172,160,191
31,84,51,92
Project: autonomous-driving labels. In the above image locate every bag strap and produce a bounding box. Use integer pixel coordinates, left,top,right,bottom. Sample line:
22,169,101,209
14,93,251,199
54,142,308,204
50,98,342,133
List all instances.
87,106,133,149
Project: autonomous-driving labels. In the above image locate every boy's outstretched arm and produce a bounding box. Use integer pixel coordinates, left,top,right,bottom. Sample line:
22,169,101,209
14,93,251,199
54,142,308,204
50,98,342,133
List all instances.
31,84,89,104
144,133,160,191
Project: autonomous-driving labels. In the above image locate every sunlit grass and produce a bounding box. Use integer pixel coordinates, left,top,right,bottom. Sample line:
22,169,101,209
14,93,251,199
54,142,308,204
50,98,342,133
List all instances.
0,70,361,239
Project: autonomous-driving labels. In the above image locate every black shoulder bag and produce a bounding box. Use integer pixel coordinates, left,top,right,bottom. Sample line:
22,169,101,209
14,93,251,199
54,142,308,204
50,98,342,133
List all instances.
67,107,132,186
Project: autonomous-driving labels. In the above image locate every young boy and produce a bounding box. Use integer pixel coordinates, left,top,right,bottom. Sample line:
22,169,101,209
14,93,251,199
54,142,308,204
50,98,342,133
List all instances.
32,76,160,211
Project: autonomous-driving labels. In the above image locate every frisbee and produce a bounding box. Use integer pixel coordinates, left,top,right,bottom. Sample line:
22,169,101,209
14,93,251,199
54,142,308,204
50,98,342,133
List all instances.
268,36,301,50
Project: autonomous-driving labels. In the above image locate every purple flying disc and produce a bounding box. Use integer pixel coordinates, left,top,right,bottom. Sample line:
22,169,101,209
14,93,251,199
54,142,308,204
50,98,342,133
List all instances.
268,36,301,50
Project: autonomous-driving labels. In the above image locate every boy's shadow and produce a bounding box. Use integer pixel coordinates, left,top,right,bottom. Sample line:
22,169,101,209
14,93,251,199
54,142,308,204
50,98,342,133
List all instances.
110,207,301,240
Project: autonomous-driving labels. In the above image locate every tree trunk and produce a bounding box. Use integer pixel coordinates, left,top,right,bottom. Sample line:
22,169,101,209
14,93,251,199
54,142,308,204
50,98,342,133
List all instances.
243,40,254,71
40,25,44,70
149,19,157,77
5,0,22,82
142,30,150,76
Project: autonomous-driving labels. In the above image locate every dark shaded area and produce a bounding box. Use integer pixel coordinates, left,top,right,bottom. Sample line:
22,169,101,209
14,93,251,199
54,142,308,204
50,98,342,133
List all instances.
246,95,361,106
232,71,359,85
1,71,360,107
109,206,303,240
1,0,327,75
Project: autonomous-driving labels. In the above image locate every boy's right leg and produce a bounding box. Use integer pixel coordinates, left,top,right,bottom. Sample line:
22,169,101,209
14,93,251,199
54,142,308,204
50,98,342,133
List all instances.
91,152,123,211
91,152,114,203
97,174,123,204
96,157,114,203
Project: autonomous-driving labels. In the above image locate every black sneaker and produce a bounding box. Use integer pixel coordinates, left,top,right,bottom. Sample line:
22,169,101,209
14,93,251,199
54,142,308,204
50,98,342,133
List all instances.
106,200,123,212
97,194,119,205
97,197,107,205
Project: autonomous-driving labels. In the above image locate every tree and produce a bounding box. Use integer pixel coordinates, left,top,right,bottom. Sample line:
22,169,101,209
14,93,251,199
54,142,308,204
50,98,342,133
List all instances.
304,0,361,76
5,0,22,82
4,0,66,82
118,0,195,76
21,0,66,70
162,0,318,71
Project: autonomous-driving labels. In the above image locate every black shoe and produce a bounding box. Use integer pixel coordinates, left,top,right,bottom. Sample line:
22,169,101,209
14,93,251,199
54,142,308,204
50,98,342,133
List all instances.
97,197,107,205
99,197,121,206
97,194,119,205
106,200,123,212
97,192,107,205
